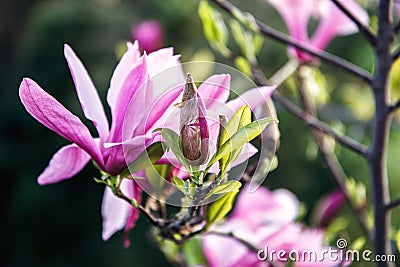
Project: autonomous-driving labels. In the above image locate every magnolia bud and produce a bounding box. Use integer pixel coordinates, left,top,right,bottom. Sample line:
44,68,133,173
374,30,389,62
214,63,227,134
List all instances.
178,73,209,165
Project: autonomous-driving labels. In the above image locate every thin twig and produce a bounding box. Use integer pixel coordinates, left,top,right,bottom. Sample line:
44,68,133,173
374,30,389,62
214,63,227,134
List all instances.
385,197,400,210
329,0,377,45
391,46,400,61
273,92,368,156
296,67,371,239
251,61,369,157
209,0,373,83
389,99,400,112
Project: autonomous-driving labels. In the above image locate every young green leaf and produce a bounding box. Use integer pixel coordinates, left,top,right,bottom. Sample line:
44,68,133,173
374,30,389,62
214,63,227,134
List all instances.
198,0,229,55
218,105,251,173
206,117,274,173
171,176,185,194
159,128,191,173
120,141,165,178
207,180,241,198
206,183,241,226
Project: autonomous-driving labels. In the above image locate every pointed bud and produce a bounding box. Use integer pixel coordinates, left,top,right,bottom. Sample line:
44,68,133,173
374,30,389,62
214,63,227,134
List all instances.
178,73,209,165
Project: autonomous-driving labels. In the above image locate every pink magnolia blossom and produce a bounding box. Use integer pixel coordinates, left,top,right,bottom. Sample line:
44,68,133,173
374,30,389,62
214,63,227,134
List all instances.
19,41,183,243
203,185,344,267
131,20,164,53
106,75,277,241
311,189,346,227
266,0,369,62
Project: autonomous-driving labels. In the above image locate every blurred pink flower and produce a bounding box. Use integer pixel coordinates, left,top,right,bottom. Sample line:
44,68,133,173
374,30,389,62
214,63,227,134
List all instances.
131,20,164,53
266,0,369,62
311,189,346,227
19,41,183,244
203,185,344,267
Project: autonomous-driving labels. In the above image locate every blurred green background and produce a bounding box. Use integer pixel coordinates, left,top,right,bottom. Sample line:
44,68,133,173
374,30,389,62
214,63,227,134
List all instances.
1,0,399,266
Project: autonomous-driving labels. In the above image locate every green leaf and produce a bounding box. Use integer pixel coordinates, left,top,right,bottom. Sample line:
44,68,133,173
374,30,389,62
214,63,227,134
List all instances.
396,229,400,253
206,117,274,173
207,180,241,198
234,56,251,77
198,0,229,55
120,142,165,178
171,177,185,194
349,236,366,251
218,105,251,173
182,237,208,266
206,183,241,226
146,165,171,198
159,128,191,173
345,177,367,209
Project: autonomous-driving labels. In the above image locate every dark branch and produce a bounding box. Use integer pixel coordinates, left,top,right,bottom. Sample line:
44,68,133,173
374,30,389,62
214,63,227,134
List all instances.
385,197,400,210
330,0,377,45
209,0,373,83
250,62,369,157
272,92,369,156
391,46,400,61
389,99,400,112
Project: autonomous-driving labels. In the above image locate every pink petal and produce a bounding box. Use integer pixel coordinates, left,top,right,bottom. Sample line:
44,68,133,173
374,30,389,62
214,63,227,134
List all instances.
144,83,184,133
107,42,141,114
101,179,132,240
123,181,142,248
38,144,91,185
231,185,299,228
311,0,369,50
224,86,277,117
108,54,148,143
147,47,182,78
64,44,109,141
197,74,231,110
19,78,103,165
267,0,314,60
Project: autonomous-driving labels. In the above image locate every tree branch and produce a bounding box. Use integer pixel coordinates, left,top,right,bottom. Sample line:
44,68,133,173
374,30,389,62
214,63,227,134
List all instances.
389,99,400,113
296,67,371,239
385,197,400,210
391,46,400,61
368,0,394,266
251,62,369,157
209,0,373,83
329,0,377,45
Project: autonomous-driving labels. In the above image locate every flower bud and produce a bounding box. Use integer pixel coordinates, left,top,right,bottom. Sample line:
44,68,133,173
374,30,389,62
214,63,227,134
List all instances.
131,20,164,53
178,73,209,165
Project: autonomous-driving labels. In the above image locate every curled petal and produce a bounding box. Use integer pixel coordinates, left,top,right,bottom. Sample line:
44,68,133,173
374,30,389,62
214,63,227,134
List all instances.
107,41,141,113
198,74,230,110
38,144,90,185
19,78,102,165
64,44,109,141
224,86,277,118
108,55,148,143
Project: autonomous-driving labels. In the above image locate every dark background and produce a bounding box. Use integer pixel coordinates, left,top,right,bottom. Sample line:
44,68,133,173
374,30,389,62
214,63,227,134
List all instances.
1,0,399,266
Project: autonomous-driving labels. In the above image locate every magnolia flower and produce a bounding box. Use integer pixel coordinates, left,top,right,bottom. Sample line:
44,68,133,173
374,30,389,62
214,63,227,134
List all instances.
19,41,184,244
311,189,346,227
266,0,369,62
203,185,343,267
131,20,164,53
